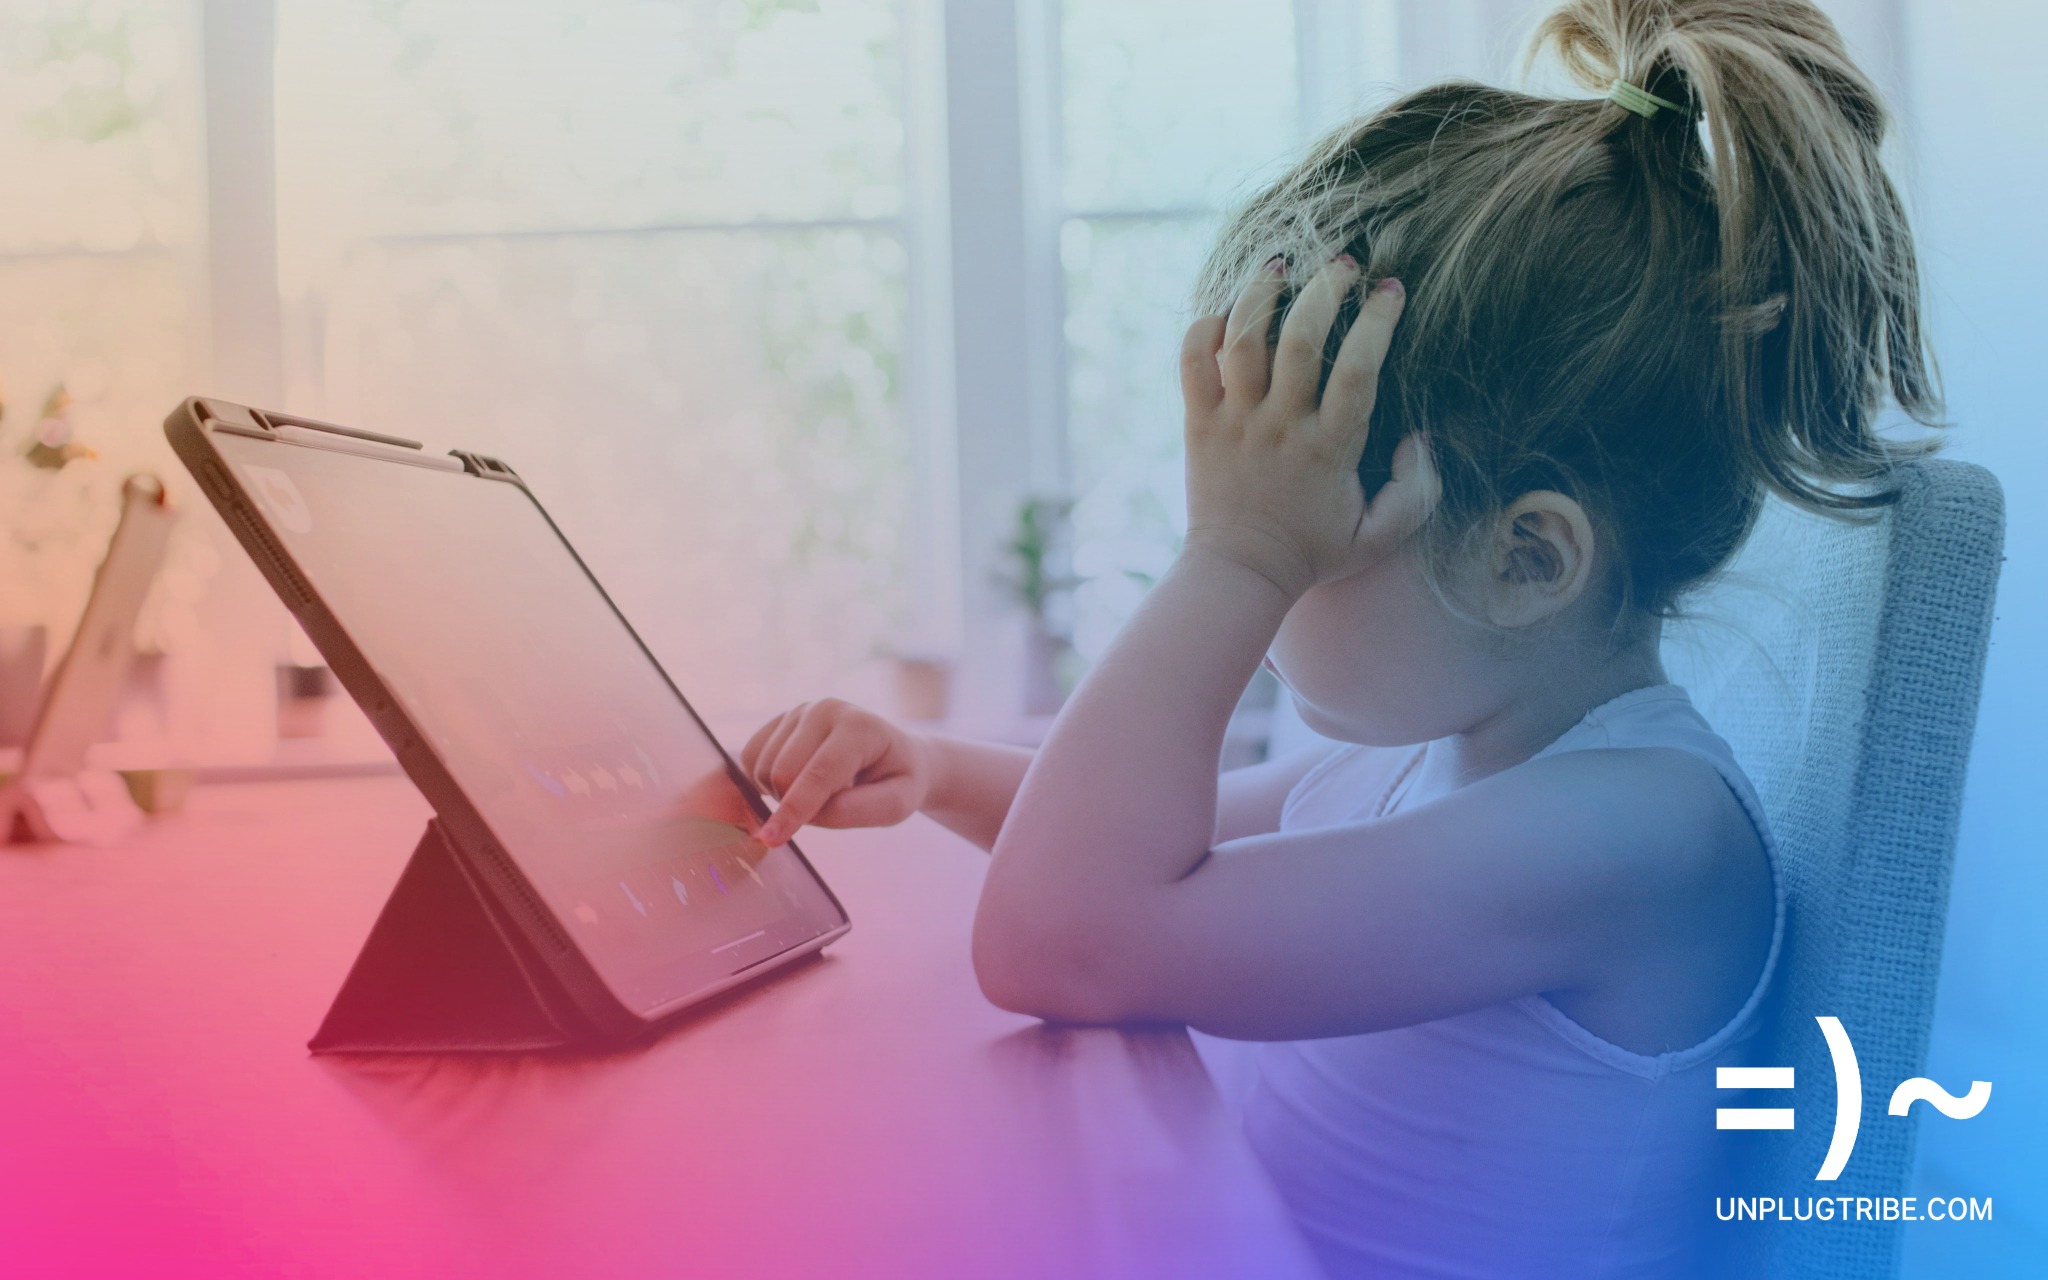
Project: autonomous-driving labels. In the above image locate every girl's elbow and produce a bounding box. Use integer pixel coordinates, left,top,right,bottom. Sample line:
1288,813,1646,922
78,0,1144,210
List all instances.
970,906,1137,1024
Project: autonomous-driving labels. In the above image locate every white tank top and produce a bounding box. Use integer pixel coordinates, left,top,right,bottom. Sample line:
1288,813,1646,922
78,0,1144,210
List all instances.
1197,684,1784,1279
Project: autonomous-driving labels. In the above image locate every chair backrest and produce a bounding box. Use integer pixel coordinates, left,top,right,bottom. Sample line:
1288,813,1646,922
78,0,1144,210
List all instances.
1664,458,2005,1280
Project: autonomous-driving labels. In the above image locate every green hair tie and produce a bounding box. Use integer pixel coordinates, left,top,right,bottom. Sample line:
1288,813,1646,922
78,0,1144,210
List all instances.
1606,79,1684,119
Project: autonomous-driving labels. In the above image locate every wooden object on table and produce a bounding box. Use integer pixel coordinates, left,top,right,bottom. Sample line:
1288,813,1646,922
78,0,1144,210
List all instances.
0,474,177,843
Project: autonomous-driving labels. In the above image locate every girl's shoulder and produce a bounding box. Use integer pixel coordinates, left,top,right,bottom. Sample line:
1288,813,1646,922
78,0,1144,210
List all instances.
1539,684,1772,844
1523,683,1776,900
1518,686,1782,1052
1543,683,1736,759
1282,685,1768,837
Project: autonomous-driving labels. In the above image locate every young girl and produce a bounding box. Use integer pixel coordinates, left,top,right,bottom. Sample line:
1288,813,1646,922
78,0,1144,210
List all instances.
741,0,1936,1274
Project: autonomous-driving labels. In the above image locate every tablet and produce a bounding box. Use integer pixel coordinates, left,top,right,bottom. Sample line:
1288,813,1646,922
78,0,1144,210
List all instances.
167,398,849,1042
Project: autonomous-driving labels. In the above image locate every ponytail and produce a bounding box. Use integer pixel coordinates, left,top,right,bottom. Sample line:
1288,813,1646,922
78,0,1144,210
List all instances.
1194,0,1939,618
1537,0,1940,511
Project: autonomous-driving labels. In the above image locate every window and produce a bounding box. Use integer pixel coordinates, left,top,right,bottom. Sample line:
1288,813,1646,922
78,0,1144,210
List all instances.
0,1,205,649
1050,0,1400,659
6,0,1899,729
274,0,921,721
1057,0,1299,659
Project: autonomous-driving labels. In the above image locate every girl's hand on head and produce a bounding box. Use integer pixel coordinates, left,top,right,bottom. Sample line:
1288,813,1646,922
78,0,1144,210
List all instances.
739,699,932,845
1178,256,1439,598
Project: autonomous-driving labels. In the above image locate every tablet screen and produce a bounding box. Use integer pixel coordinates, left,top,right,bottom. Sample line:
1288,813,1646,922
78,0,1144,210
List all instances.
218,433,847,1016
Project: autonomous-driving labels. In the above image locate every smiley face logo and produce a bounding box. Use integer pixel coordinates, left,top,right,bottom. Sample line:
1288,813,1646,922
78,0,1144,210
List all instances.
1716,1016,1993,1181
239,463,313,534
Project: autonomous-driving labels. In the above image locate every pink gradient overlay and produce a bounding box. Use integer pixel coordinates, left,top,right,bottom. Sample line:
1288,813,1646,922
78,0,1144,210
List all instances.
0,773,1318,1279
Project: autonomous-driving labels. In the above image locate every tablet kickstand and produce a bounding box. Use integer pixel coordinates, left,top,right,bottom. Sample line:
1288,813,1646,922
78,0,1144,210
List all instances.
310,819,579,1054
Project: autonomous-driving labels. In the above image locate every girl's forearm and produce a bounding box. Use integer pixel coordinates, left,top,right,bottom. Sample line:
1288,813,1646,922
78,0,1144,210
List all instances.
980,546,1296,941
914,734,1036,851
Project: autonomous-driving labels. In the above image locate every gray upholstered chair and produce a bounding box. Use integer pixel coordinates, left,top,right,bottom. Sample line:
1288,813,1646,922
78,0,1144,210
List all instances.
1664,458,2006,1280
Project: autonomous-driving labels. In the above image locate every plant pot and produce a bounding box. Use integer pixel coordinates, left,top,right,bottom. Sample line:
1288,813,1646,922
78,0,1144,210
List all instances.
276,663,336,740
889,654,953,723
1022,623,1075,717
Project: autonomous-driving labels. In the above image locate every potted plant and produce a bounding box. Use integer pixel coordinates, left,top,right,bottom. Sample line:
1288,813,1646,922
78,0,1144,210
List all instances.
997,495,1083,716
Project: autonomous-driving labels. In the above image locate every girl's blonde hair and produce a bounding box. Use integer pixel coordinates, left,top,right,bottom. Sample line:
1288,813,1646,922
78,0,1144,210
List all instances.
1194,0,1940,619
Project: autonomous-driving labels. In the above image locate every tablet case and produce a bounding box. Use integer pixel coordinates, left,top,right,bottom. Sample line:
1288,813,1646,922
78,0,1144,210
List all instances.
310,820,589,1053
169,397,848,1055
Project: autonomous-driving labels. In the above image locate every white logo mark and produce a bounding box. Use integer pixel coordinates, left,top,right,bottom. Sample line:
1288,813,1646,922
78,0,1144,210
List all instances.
1715,1016,1993,1182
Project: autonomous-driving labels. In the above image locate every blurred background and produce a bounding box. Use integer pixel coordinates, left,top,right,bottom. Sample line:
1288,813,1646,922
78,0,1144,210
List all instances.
0,0,2039,1270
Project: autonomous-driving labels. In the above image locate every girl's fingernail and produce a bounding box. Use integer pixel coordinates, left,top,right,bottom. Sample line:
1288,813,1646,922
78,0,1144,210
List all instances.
1264,255,1288,275
1379,276,1405,298
1336,253,1358,270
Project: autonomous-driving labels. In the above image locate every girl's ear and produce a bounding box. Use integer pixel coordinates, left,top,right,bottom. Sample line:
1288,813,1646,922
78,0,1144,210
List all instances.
1481,491,1597,628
